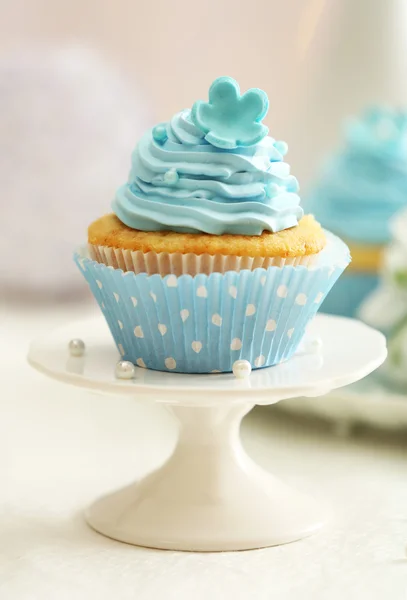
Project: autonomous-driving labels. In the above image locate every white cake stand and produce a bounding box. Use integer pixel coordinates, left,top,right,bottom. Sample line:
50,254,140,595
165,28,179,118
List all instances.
28,313,386,552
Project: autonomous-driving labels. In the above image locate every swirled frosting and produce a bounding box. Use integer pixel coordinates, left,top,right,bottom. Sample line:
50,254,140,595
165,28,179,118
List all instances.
306,108,407,244
112,77,303,236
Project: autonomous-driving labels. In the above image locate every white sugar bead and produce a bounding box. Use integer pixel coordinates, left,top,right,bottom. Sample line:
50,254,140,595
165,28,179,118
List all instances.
115,360,136,380
68,338,85,357
233,360,252,379
304,336,323,353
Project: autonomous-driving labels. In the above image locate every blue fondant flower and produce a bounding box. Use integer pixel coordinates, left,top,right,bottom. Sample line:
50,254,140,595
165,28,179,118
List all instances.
191,76,269,149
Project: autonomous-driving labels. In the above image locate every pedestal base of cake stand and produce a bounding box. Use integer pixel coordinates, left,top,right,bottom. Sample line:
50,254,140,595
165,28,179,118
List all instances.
86,403,324,551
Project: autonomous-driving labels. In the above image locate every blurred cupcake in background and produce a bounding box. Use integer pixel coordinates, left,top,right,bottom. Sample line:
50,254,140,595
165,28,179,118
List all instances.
306,108,407,317
76,76,350,374
359,207,407,390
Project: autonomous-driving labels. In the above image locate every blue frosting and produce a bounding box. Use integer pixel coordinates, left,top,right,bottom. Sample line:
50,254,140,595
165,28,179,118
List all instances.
307,107,407,244
113,77,303,236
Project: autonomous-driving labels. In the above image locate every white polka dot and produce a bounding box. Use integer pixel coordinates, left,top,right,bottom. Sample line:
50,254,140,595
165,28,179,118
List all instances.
254,355,266,367
191,341,203,353
131,296,138,307
197,285,208,298
315,292,324,304
96,280,103,289
118,320,123,330
212,313,222,326
158,323,167,336
287,328,295,338
266,319,276,332
118,344,125,356
78,258,87,271
180,309,190,322
295,293,308,306
245,304,256,316
230,338,242,351
229,285,238,299
277,285,288,298
101,302,105,309
150,291,157,302
166,275,178,287
113,292,120,303
328,266,336,277
134,326,144,338
165,357,177,370
260,275,266,286
136,358,146,368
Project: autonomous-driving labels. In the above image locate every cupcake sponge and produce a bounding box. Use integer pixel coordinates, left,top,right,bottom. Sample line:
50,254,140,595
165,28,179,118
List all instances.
89,213,325,258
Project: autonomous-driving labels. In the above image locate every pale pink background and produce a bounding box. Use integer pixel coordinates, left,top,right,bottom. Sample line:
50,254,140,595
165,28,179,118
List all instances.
0,0,314,133
2,0,407,188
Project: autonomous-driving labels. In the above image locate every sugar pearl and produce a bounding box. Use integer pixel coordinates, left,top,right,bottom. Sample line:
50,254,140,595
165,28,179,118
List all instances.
68,338,85,357
115,360,136,380
307,337,323,353
233,359,252,379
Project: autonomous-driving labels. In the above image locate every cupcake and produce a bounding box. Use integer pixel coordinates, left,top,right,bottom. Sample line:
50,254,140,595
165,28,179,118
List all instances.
359,207,407,389
306,107,407,317
76,76,349,373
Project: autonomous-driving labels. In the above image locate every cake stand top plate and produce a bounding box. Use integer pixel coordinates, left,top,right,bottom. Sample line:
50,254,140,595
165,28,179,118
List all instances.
28,313,386,406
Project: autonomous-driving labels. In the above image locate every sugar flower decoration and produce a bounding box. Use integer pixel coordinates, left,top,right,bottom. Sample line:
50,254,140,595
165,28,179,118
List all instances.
191,76,269,149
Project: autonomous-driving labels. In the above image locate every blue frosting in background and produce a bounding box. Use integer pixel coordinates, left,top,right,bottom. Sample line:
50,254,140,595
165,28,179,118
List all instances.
113,77,303,236
306,108,407,245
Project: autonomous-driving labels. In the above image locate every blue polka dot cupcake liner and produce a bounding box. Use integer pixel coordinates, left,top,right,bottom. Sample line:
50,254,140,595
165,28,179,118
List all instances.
75,232,350,373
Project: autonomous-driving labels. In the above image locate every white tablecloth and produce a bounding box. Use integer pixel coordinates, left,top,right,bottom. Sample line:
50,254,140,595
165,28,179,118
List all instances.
1,302,407,600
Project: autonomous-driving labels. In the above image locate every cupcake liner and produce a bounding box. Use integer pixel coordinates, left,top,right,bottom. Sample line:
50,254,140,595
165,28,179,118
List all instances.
89,243,316,275
75,232,350,373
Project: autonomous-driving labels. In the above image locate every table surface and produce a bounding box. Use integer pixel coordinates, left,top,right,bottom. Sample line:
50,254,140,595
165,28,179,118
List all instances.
1,300,407,600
